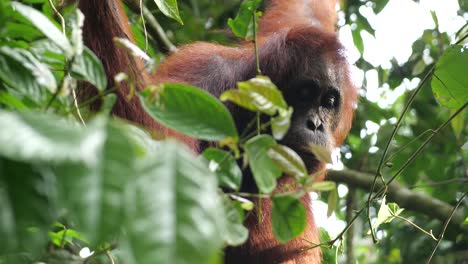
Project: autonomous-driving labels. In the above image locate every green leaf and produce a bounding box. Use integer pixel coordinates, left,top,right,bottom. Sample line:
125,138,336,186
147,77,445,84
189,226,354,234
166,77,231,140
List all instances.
460,0,468,10
308,181,336,192
431,45,468,109
450,108,465,139
223,196,248,246
71,47,107,91
0,159,56,255
372,197,403,231
0,90,28,110
100,94,117,115
57,121,134,245
0,1,13,33
245,135,281,193
267,144,307,179
227,0,261,39
11,2,71,54
351,28,364,55
4,22,43,41
309,144,333,164
373,0,389,14
153,0,183,25
271,107,293,140
221,76,288,118
202,148,242,191
48,229,89,247
238,76,287,115
327,188,338,217
271,196,306,243
412,59,427,76
0,110,105,165
124,141,223,264
0,47,56,101
139,83,238,142
387,203,404,217
220,89,259,112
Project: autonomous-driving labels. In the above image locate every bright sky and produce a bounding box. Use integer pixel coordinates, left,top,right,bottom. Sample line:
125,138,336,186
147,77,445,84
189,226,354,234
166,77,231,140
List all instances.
314,0,466,239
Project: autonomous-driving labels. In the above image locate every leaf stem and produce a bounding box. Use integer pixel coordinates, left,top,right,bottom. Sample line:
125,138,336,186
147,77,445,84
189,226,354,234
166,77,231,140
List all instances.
393,214,437,240
252,11,261,75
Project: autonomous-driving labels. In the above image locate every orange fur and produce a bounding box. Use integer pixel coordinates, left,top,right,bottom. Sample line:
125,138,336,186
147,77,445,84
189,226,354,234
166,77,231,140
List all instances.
79,1,356,263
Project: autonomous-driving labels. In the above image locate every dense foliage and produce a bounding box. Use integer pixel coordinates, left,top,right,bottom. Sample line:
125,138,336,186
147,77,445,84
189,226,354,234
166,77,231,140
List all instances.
0,0,466,263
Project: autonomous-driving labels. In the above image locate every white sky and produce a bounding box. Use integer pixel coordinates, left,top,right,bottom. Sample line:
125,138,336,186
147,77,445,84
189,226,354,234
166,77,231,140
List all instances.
315,0,466,240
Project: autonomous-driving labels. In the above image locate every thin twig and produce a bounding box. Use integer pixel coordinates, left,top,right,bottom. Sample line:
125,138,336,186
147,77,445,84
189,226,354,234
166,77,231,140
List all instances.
48,0,66,34
239,120,272,143
72,88,86,125
345,188,356,263
240,115,261,138
410,177,468,189
47,0,86,125
455,32,468,45
105,250,115,264
256,112,260,135
123,0,177,52
385,129,435,164
386,103,467,186
76,87,118,110
367,67,434,242
393,215,437,240
139,0,149,52
45,71,69,110
426,192,467,264
454,23,468,40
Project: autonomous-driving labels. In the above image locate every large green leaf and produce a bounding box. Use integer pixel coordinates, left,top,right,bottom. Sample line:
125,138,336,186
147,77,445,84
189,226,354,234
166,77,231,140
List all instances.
202,148,242,191
0,91,28,110
56,121,134,245
11,2,71,54
4,22,43,41
71,47,107,91
271,196,306,243
227,0,261,39
431,45,468,109
0,1,13,33
267,144,307,180
237,76,287,115
220,89,259,112
153,0,183,25
0,111,105,165
123,141,223,264
0,111,134,247
245,135,281,193
139,83,238,142
0,47,56,101
0,159,56,256
223,196,248,246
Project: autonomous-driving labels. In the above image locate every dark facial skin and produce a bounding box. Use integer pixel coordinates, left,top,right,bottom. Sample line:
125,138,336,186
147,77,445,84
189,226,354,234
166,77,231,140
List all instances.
280,63,344,172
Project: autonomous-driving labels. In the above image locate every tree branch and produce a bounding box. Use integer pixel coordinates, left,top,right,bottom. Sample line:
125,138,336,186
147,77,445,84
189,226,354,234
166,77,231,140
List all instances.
327,169,467,234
